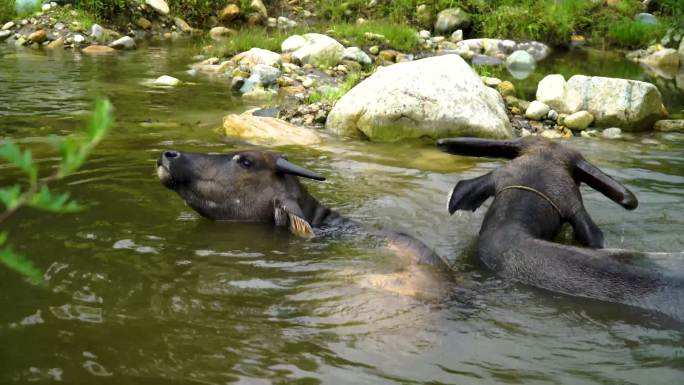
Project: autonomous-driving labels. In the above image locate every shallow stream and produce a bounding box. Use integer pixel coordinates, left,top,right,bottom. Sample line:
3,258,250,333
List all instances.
1,42,683,384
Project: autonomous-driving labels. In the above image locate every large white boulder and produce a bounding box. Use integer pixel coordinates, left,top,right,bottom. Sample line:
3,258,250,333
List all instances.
290,33,344,66
326,54,512,141
536,74,665,131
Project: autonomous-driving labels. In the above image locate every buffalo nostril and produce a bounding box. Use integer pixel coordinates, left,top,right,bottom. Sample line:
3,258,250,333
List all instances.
164,151,180,159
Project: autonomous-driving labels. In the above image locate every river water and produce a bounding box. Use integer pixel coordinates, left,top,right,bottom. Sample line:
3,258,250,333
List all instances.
1,42,683,384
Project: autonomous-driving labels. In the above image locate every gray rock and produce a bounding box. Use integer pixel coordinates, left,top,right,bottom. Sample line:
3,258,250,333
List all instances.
505,50,536,79
174,17,193,33
641,48,680,68
109,36,136,50
525,101,550,120
342,46,371,65
419,30,431,39
145,0,169,15
547,109,558,122
635,13,657,25
73,34,85,44
654,120,684,132
0,30,10,40
514,41,551,62
471,54,502,66
326,54,512,141
290,33,344,67
232,48,280,68
2,22,15,31
434,7,471,34
250,0,268,18
548,75,664,131
250,64,281,85
601,127,622,139
450,29,463,43
564,110,594,130
153,75,181,86
281,34,306,53
90,24,104,40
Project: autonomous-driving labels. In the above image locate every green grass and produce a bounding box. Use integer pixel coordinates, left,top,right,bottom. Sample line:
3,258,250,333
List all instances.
607,19,668,48
50,6,97,30
307,71,362,103
330,20,420,52
207,27,306,57
0,0,15,21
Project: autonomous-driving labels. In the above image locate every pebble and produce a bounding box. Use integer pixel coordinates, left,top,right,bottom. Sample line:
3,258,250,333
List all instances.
73,34,85,44
525,101,550,120
601,127,622,139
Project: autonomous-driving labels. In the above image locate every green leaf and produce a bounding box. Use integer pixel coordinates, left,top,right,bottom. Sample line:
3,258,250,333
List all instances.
0,185,22,210
0,246,43,284
0,140,38,183
29,186,81,213
87,98,113,144
58,98,113,177
0,231,6,246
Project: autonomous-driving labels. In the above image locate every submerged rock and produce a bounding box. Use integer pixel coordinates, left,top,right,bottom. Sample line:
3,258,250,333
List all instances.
81,45,115,54
601,127,622,139
505,50,535,79
223,109,321,146
536,74,664,131
153,75,181,86
46,36,64,49
326,54,511,141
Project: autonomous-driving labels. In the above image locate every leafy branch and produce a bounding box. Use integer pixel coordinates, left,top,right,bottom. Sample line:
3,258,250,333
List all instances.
0,98,113,283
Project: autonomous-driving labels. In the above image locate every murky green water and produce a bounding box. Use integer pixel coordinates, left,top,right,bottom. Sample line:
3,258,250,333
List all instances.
1,42,684,384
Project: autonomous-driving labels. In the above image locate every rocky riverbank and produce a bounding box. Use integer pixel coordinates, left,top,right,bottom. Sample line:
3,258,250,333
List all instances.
3,0,683,143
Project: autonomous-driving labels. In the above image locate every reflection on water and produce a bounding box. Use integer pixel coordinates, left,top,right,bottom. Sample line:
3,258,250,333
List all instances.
1,42,683,384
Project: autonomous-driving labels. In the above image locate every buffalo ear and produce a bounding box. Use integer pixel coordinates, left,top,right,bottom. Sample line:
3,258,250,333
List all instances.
437,138,522,159
275,157,325,181
274,198,314,238
574,159,638,210
447,172,495,214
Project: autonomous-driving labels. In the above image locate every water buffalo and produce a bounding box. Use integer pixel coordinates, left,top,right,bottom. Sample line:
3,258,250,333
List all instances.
156,149,450,273
438,136,683,322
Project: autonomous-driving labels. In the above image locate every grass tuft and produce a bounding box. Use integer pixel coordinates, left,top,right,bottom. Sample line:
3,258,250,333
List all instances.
330,20,420,52
207,27,307,58
307,71,363,103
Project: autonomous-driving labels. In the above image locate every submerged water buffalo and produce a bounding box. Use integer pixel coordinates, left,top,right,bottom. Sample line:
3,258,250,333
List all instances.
156,149,449,272
438,136,683,321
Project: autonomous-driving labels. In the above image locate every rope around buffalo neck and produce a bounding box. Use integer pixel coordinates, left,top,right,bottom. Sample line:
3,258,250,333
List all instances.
497,185,563,218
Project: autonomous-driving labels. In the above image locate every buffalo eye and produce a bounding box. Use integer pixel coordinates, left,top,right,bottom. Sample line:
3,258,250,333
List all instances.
238,157,254,169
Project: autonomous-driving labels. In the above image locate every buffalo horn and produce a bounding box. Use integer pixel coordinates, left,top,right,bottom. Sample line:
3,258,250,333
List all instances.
275,157,326,181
